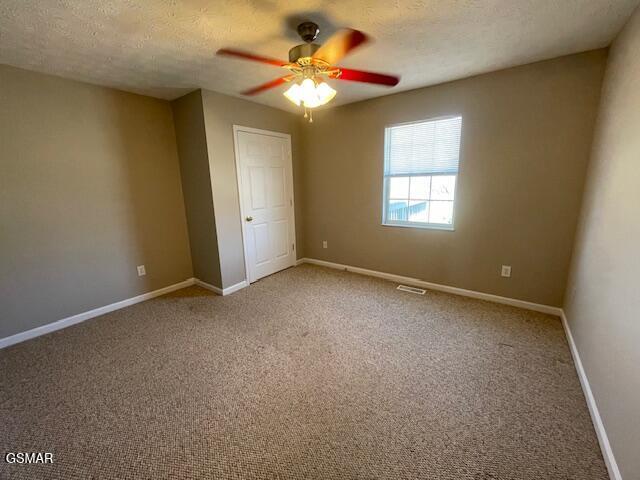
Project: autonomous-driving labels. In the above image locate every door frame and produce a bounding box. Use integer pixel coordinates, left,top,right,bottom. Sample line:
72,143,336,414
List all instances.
232,125,297,284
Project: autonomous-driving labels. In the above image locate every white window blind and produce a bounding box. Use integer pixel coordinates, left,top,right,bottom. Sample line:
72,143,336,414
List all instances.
385,116,462,176
382,116,462,229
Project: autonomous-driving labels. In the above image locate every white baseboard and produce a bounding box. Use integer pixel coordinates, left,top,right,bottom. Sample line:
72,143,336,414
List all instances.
560,311,622,480
298,258,562,316
194,278,223,294
194,278,247,296
0,278,196,350
222,280,248,295
0,276,250,350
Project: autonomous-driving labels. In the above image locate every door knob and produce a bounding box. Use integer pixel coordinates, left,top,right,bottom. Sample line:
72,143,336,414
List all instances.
246,216,253,222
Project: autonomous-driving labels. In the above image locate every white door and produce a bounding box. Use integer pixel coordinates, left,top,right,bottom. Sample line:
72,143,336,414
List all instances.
235,127,296,283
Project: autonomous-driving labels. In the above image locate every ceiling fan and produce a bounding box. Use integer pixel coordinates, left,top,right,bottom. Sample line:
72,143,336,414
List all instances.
217,22,400,122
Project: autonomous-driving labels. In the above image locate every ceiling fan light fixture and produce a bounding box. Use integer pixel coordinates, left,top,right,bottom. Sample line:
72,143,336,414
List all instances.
283,78,337,109
316,82,337,105
300,78,318,107
283,83,303,106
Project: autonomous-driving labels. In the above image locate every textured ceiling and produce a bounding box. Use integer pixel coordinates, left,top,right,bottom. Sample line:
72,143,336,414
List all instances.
1,0,638,112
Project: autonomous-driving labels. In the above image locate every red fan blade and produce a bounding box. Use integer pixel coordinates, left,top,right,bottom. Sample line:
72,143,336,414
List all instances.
217,48,287,67
241,76,294,96
313,28,368,65
335,68,399,86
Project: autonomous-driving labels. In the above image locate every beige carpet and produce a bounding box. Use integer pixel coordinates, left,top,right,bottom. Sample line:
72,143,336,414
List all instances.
0,264,607,479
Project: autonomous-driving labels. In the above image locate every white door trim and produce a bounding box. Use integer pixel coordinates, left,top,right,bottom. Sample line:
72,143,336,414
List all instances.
232,125,296,284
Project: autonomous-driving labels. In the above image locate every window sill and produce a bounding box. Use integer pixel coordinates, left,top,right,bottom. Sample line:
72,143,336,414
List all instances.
382,222,455,232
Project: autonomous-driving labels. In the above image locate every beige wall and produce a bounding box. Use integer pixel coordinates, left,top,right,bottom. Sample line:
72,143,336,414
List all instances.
301,50,607,307
200,89,304,288
564,7,640,479
0,65,193,339
171,91,222,288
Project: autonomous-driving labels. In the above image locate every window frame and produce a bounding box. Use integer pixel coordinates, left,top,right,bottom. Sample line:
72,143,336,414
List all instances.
381,116,462,231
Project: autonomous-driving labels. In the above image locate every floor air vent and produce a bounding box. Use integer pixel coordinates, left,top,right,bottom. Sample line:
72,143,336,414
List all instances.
397,285,426,295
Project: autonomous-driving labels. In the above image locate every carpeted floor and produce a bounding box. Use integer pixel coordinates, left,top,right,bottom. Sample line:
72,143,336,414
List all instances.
0,264,607,479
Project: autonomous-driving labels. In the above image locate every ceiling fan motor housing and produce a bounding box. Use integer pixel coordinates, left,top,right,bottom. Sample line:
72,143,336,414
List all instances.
289,43,320,63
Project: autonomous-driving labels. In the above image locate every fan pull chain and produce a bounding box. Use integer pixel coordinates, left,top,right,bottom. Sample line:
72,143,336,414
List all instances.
303,107,313,123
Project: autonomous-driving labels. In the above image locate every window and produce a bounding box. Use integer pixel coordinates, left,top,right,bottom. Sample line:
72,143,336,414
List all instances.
382,116,462,230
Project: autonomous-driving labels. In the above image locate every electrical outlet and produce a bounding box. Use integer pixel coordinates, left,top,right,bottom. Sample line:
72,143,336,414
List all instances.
322,240,328,249
501,265,511,278
137,265,146,276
